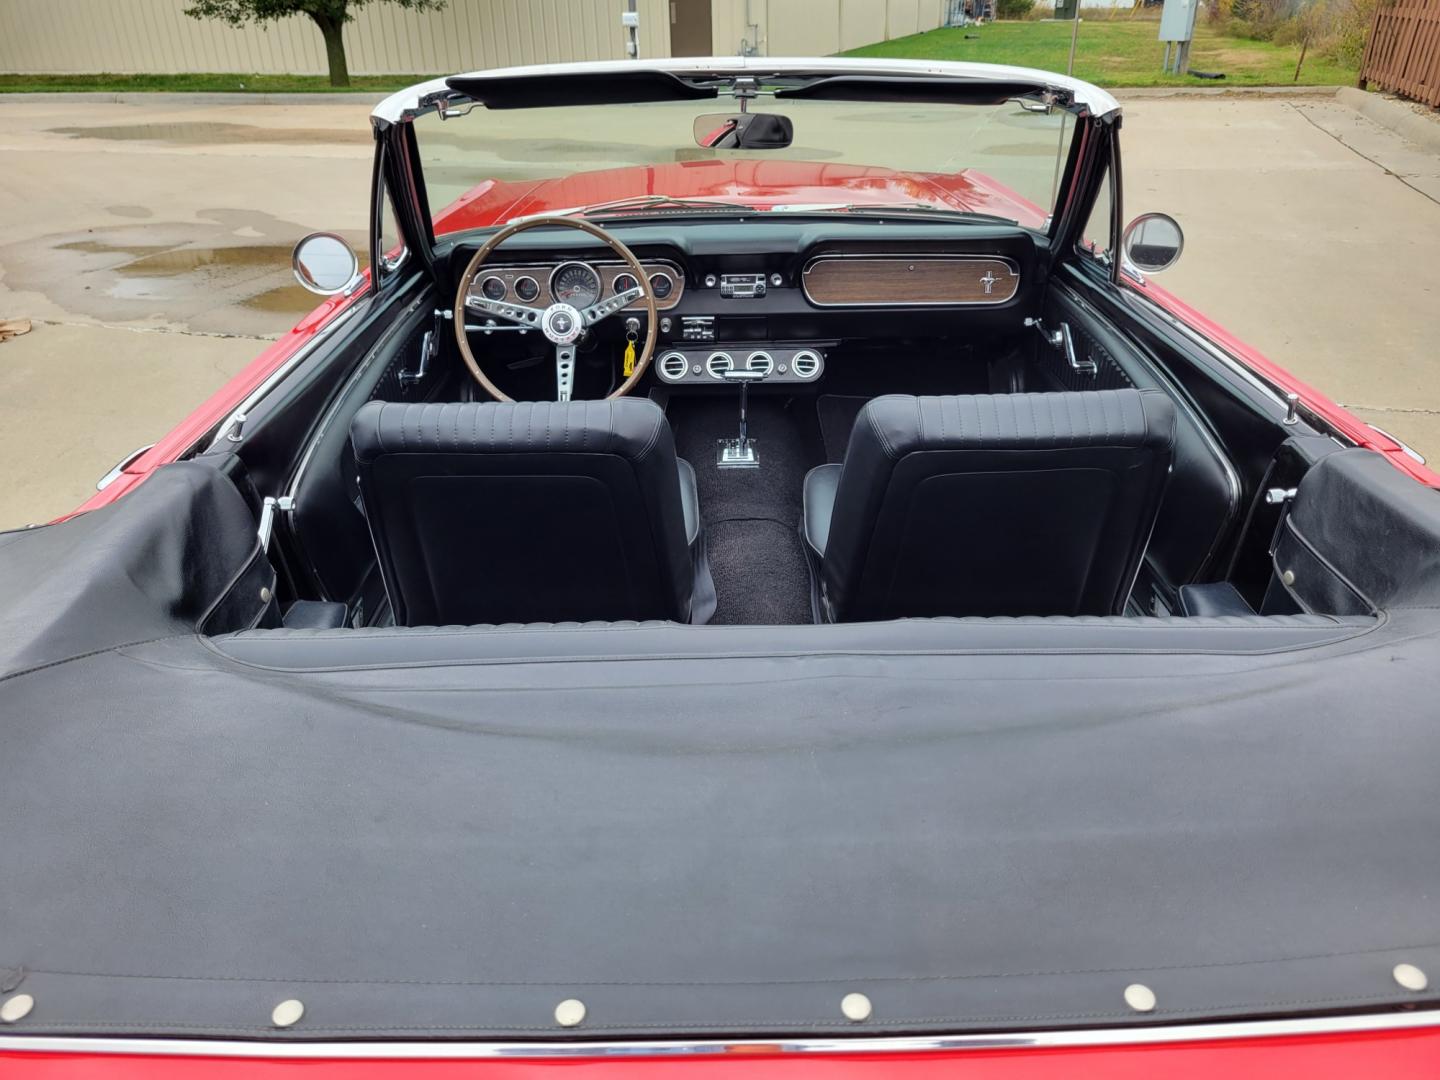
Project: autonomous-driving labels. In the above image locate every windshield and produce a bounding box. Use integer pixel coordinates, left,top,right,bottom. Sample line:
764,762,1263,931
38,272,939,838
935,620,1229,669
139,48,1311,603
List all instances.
414,91,1077,236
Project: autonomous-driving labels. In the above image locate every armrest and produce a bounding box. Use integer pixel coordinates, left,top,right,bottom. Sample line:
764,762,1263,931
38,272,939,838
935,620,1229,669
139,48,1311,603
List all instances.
1178,582,1255,618
282,600,349,630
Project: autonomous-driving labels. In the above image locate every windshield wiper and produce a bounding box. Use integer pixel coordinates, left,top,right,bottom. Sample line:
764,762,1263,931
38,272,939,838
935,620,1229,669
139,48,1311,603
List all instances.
770,202,1019,226
506,195,757,226
580,194,759,217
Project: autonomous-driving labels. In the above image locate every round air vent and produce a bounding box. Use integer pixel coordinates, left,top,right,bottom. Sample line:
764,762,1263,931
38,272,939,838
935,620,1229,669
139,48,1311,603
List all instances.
791,349,823,380
658,351,690,382
746,351,775,377
705,351,734,380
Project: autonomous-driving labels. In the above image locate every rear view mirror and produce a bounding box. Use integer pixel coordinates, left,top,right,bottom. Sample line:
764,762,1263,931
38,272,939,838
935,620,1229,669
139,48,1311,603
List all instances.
292,232,361,295
693,112,794,150
1122,213,1184,273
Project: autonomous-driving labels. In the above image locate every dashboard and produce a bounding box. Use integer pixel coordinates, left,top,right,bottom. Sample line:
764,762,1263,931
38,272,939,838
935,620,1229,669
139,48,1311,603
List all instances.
449,220,1039,390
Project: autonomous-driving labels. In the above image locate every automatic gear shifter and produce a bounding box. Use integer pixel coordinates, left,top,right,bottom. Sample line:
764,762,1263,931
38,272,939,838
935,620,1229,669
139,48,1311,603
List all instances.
717,366,766,469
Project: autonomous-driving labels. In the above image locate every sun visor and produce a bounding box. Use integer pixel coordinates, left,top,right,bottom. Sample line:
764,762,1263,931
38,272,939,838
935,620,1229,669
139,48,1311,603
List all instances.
446,69,718,110
777,75,1069,108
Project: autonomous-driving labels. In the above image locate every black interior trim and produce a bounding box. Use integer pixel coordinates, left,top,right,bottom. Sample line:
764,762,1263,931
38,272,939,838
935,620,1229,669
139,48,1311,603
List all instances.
446,69,718,109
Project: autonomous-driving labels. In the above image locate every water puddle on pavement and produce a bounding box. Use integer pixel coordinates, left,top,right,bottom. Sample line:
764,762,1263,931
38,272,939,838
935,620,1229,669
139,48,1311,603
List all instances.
49,121,371,146
55,241,305,308
3,215,367,335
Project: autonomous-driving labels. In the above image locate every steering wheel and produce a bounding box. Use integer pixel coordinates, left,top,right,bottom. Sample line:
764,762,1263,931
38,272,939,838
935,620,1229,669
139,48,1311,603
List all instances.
453,216,658,401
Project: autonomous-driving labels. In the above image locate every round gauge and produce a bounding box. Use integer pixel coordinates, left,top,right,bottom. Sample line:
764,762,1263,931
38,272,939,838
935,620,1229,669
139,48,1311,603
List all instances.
513,275,540,302
480,275,507,301
649,272,674,300
612,272,638,296
549,262,602,308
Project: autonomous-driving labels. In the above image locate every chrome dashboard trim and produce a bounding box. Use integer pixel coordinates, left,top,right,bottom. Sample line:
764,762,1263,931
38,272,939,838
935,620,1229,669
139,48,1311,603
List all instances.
3,1009,1438,1059
468,258,684,312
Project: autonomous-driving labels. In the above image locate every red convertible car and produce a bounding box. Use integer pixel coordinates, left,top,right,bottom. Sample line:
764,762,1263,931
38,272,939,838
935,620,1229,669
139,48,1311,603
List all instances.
3,58,1440,1078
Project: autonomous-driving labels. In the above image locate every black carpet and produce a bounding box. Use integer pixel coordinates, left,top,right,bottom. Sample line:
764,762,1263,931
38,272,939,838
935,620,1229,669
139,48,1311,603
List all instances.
666,396,822,625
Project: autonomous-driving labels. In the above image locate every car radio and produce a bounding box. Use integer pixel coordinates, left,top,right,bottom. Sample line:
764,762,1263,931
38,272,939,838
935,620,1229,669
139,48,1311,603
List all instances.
718,273,768,299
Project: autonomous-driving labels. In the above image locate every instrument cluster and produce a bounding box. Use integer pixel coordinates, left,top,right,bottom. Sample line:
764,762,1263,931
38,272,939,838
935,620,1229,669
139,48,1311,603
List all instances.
470,259,684,312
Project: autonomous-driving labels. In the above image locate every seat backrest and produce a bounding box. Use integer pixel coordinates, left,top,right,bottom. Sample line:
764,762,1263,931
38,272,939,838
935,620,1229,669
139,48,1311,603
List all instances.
351,399,694,626
822,390,1176,621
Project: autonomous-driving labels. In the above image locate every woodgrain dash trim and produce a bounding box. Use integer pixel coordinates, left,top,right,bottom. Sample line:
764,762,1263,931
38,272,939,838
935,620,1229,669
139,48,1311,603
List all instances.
802,255,1020,307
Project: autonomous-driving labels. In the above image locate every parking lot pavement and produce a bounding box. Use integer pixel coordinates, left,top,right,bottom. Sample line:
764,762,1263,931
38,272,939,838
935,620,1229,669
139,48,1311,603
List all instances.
1119,91,1440,466
1,90,1438,529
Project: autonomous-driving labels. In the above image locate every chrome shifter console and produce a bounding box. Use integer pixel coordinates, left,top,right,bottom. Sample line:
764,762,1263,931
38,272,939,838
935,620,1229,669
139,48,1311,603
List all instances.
717,367,767,469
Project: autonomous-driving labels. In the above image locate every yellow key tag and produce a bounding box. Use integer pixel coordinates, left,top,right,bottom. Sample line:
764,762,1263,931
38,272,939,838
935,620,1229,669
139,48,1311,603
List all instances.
623,339,636,377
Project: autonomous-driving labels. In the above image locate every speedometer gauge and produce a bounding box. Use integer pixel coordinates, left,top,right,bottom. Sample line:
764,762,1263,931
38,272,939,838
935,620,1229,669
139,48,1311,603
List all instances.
549,262,602,308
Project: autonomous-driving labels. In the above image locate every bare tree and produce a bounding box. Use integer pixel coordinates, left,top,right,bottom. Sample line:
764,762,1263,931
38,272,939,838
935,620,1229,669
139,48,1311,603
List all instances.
184,0,446,88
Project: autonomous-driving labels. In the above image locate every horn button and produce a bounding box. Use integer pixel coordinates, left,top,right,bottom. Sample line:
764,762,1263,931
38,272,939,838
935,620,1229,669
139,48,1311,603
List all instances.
543,303,585,345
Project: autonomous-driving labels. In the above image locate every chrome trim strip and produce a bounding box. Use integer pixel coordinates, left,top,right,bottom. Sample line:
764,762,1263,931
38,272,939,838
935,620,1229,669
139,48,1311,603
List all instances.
3,1010,1438,1060
95,443,155,491
204,300,366,454
801,254,1021,309
1119,288,1298,424
372,58,1121,124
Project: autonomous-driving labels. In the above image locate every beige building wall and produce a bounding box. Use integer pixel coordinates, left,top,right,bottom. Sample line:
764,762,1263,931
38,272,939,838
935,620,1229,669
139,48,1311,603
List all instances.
0,0,943,76
0,0,673,75
707,0,945,57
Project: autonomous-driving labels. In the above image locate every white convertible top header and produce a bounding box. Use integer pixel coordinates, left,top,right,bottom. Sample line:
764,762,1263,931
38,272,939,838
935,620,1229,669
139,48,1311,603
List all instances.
372,56,1122,124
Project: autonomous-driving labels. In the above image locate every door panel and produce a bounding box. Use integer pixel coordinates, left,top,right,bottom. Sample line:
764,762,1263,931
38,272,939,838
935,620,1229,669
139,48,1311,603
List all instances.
1032,276,1242,611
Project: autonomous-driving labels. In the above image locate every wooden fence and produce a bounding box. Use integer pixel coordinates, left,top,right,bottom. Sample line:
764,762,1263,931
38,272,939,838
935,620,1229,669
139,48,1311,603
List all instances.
1360,0,1440,108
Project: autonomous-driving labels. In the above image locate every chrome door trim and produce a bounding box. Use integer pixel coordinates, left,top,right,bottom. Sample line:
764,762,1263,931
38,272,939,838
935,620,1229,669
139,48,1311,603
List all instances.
2,1008,1438,1060
204,299,367,454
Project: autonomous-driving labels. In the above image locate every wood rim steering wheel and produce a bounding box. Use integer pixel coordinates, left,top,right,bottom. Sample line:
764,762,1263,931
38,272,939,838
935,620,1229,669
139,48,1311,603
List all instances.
453,216,659,402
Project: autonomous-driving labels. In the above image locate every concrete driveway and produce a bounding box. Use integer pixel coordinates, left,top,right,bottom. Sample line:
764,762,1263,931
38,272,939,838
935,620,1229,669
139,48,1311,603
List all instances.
1,89,1438,529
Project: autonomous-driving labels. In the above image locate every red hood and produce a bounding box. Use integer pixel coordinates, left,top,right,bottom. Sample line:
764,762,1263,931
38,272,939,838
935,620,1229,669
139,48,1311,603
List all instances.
432,159,1047,233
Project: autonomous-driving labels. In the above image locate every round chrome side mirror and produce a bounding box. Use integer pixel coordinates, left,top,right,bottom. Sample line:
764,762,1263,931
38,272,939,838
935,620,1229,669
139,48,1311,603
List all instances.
292,232,360,295
1121,213,1184,273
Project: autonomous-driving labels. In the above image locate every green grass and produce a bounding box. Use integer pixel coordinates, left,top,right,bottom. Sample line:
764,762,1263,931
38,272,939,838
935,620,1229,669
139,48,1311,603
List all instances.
0,72,429,94
842,18,1358,88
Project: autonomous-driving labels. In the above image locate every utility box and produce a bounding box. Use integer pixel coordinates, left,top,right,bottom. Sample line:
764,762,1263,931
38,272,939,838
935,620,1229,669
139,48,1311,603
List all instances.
1054,0,1079,19
1158,0,1199,74
1159,0,1198,41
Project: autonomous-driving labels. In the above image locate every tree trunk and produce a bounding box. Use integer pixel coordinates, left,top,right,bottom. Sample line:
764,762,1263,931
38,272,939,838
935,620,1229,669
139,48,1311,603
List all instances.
313,14,350,88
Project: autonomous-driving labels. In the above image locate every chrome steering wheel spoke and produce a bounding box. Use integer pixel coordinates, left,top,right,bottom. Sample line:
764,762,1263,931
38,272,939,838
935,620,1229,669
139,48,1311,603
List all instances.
581,286,645,327
465,294,545,327
555,345,577,403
